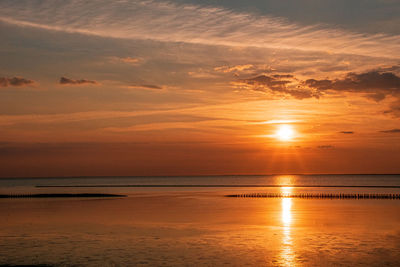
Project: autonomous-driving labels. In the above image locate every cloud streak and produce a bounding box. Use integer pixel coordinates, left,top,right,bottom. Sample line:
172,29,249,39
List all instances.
123,84,163,90
109,56,141,64
0,77,34,87
380,129,400,133
59,77,98,85
0,0,399,58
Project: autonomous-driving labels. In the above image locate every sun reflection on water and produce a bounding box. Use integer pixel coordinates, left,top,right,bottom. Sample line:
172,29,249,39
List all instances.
282,197,292,226
280,187,296,266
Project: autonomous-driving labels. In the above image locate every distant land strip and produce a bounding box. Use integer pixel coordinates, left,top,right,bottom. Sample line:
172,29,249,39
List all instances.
226,193,400,199
0,193,126,198
35,185,400,188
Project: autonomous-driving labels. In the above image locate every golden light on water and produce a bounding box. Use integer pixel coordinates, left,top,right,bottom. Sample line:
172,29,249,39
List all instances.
281,197,292,225
280,187,295,266
281,187,293,223
276,124,295,141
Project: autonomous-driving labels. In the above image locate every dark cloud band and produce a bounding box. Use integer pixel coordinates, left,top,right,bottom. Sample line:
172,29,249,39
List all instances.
0,77,34,87
380,129,400,133
59,77,98,85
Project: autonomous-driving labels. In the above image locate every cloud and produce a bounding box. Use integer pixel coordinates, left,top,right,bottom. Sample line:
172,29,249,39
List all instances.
235,69,400,104
272,74,294,79
0,0,399,58
59,77,98,85
339,131,354,134
304,71,400,100
234,74,319,99
140,84,162,90
380,129,400,133
187,70,219,79
0,77,34,87
118,57,140,64
304,71,400,115
214,64,254,73
123,84,163,90
241,75,292,90
109,56,141,64
384,100,400,117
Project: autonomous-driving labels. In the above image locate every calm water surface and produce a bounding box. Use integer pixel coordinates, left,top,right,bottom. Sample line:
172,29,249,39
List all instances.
1,175,400,266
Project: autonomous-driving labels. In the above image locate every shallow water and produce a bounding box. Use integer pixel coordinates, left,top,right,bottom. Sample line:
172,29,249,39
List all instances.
1,176,400,266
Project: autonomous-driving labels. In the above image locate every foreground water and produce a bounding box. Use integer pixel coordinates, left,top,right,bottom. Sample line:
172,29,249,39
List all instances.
1,175,400,266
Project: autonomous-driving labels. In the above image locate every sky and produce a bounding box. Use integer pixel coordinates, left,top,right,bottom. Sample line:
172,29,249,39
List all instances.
0,0,399,177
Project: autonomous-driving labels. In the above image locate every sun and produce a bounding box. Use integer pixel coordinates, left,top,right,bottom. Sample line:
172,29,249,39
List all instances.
276,124,295,141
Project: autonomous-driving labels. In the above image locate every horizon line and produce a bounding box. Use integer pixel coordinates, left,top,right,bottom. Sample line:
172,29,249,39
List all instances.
1,173,399,179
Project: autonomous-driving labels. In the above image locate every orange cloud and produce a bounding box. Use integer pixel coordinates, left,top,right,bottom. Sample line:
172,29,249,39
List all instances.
109,56,141,64
214,64,254,73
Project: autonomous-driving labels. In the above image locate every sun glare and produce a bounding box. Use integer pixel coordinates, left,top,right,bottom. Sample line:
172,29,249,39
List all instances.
276,124,295,141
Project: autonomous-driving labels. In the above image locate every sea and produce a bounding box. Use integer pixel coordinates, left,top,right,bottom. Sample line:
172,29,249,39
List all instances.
1,174,400,266
1,174,400,194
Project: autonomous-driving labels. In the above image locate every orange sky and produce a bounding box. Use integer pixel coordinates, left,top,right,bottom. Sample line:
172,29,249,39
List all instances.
0,0,399,177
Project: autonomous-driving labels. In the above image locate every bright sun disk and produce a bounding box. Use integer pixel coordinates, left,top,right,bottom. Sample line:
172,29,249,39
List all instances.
276,124,295,141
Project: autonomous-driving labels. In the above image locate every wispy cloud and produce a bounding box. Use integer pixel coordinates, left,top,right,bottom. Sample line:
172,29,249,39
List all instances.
109,56,142,64
214,64,254,73
0,0,399,58
140,84,162,90
384,100,400,117
380,129,400,133
0,77,34,87
123,84,163,90
0,110,171,127
339,131,354,134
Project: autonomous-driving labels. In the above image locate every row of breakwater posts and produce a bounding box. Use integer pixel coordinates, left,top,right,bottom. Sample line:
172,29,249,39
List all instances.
0,193,127,198
225,193,400,199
